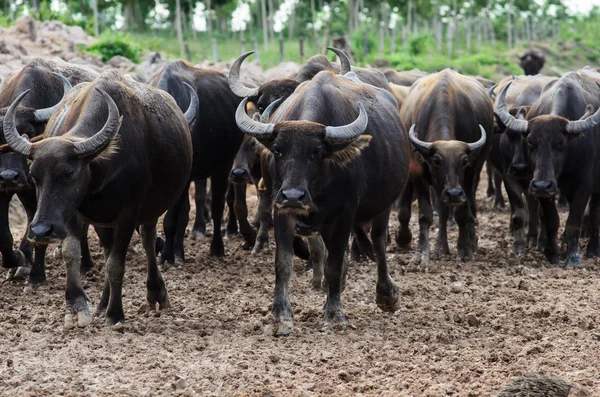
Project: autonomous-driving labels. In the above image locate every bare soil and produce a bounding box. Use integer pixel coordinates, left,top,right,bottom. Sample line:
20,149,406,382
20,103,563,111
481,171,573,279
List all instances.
1,175,600,396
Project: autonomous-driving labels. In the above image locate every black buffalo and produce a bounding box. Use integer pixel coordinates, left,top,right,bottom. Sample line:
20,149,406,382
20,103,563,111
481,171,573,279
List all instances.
149,60,243,261
0,58,99,284
397,69,493,264
235,70,409,335
488,75,554,254
495,70,600,267
3,70,194,326
519,49,545,75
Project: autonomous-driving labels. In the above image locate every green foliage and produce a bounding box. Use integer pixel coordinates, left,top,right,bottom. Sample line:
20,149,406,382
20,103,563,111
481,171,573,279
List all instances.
408,33,433,56
85,33,141,63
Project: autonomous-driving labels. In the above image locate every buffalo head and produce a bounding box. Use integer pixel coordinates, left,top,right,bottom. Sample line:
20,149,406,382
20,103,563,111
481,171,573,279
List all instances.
409,124,487,206
234,98,371,215
496,82,600,197
3,87,122,243
0,73,71,191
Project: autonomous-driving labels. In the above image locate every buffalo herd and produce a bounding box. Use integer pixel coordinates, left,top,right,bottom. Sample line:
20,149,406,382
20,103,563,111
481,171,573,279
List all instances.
1,49,599,335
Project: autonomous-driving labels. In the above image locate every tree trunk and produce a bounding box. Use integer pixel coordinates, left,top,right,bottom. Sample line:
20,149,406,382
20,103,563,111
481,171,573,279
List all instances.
311,0,320,51
206,0,212,36
453,0,459,55
435,20,442,54
466,18,471,54
190,1,197,41
489,18,496,48
406,0,412,35
447,22,453,57
124,2,133,31
32,0,38,11
391,25,396,55
268,0,275,42
92,0,99,37
506,9,512,49
378,23,384,58
347,0,353,33
176,0,185,57
261,0,268,48
288,5,295,38
477,18,482,53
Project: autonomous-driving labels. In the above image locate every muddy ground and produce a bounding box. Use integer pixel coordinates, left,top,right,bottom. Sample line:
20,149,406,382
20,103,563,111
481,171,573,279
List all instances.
1,173,600,396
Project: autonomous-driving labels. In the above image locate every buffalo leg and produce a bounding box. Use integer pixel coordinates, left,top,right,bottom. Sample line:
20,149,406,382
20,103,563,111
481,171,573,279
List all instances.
322,215,353,330
253,182,272,253
140,221,170,310
486,161,495,199
373,208,399,312
80,225,95,274
434,198,450,257
538,197,560,265
210,169,228,257
526,194,539,248
585,194,600,258
395,180,413,249
225,183,238,238
95,226,115,316
272,213,295,336
161,183,190,267
410,179,433,265
233,183,257,249
493,170,505,209
455,201,477,262
308,235,327,291
563,187,590,268
63,216,92,329
505,177,527,255
191,178,208,239
101,213,137,325
0,193,21,270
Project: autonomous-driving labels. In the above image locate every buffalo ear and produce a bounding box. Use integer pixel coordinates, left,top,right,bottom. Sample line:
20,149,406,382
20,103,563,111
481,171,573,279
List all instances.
582,104,594,120
515,106,530,120
326,135,372,167
493,112,505,133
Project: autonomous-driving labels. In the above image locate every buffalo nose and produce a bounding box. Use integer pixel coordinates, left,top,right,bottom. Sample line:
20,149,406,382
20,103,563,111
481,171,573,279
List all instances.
531,180,555,193
442,188,466,204
29,223,53,241
231,168,248,178
282,188,306,206
0,169,19,184
510,163,528,175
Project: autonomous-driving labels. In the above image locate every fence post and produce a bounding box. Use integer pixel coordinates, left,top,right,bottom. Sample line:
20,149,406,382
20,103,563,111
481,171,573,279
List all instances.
279,38,284,62
299,37,305,61
184,42,191,62
212,38,218,63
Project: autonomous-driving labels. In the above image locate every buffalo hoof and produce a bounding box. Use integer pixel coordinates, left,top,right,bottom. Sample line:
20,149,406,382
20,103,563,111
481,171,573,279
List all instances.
322,310,347,331
565,253,582,269
434,244,450,258
544,251,560,266
409,252,429,267
26,276,47,289
395,229,412,249
311,275,324,292
273,319,294,337
376,291,399,313
457,252,474,262
305,258,313,271
53,244,62,260
241,240,254,250
81,259,95,275
210,238,225,258
174,256,185,268
585,246,600,259
512,244,527,256
252,238,270,254
191,229,206,240
64,309,92,329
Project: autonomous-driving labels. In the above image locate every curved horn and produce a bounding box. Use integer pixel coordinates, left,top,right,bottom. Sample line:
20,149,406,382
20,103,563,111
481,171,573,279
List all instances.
487,83,498,99
566,105,600,134
327,47,351,75
325,102,368,143
408,124,432,155
235,98,274,137
182,82,199,126
468,125,487,152
228,52,260,98
34,73,72,122
73,88,122,158
496,82,528,133
260,98,282,123
3,90,33,158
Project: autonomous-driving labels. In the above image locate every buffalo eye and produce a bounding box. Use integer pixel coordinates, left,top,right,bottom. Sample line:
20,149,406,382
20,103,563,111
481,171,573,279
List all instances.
527,141,536,151
60,170,74,182
272,146,282,158
431,156,443,167
554,140,566,151
459,156,469,167
311,147,322,159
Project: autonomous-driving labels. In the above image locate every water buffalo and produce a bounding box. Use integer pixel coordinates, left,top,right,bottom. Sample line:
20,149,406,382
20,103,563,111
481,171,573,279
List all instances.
397,69,493,264
3,70,194,327
519,49,545,75
495,70,600,267
235,70,409,335
0,58,99,284
149,60,243,261
488,75,554,254
382,68,428,86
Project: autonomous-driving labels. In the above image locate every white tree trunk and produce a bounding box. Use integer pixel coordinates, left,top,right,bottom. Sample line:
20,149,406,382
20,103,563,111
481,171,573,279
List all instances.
92,0,99,37
176,0,185,58
447,22,453,58
261,0,268,48
190,1,197,41
507,9,512,49
466,18,471,54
